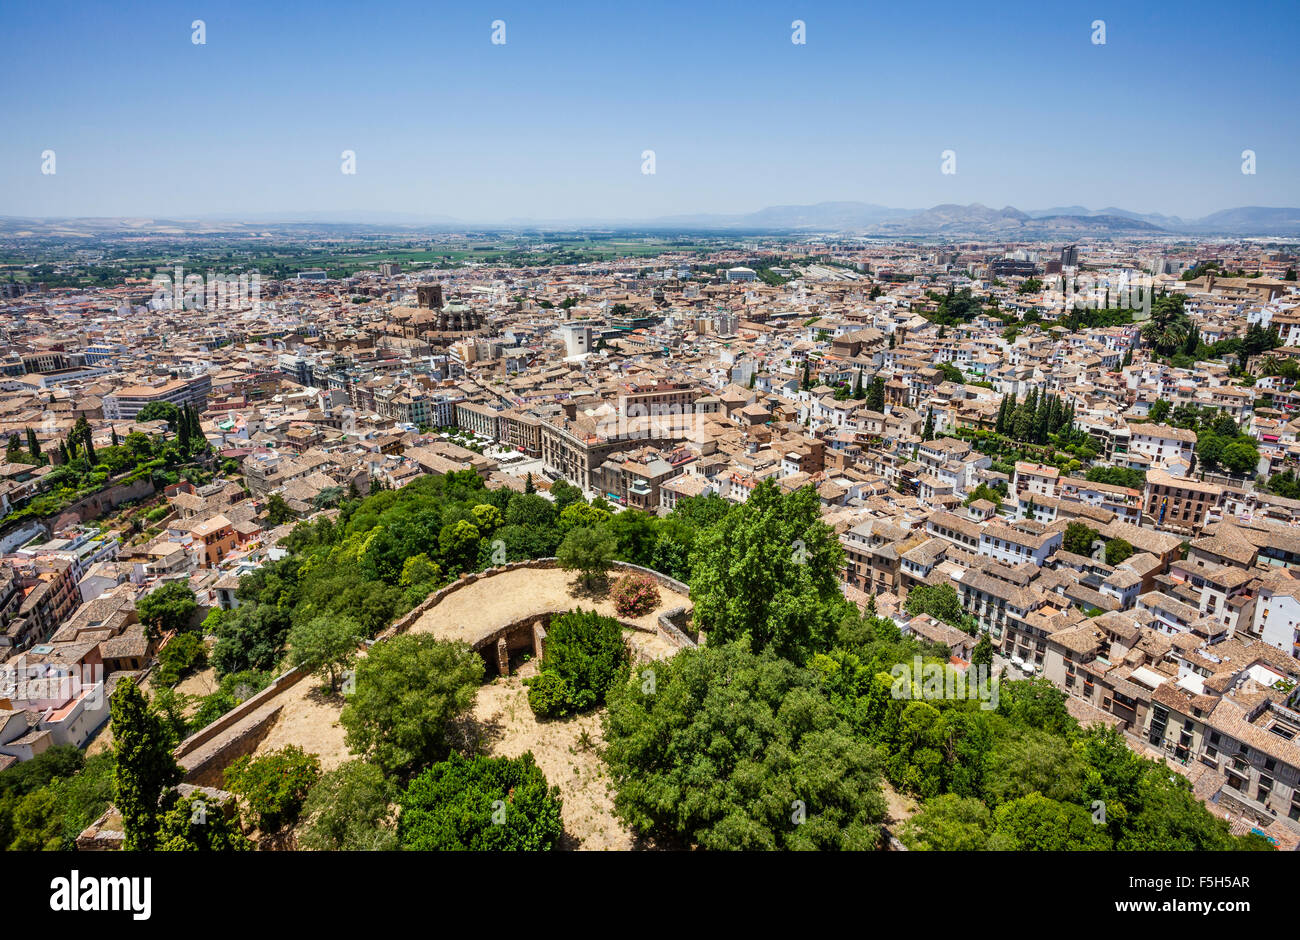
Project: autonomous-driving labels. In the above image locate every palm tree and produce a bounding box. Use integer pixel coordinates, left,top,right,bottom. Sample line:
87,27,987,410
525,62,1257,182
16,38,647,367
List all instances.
1141,295,1191,356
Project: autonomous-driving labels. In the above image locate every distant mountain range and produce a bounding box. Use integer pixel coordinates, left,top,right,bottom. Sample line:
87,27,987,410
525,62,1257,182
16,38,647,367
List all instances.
645,202,1300,236
2,204,1299,237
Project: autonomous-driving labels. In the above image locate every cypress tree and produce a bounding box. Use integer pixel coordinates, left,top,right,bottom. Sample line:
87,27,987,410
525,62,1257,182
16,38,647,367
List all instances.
866,377,885,413
111,679,182,851
25,427,39,461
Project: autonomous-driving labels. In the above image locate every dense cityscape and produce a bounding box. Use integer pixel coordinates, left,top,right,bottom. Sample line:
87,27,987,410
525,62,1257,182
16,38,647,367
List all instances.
1,226,1299,861
6,0,1300,923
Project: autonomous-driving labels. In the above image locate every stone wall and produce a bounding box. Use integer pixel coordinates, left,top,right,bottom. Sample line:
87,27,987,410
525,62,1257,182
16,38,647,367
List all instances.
51,476,157,529
657,606,696,648
178,706,284,788
172,667,309,785
381,557,695,653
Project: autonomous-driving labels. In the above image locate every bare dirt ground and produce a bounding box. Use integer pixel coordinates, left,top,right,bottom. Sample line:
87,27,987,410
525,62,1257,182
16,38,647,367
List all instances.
464,660,637,851
241,661,642,850
250,676,351,772
409,566,690,649
83,721,114,757
169,665,219,701
881,780,919,826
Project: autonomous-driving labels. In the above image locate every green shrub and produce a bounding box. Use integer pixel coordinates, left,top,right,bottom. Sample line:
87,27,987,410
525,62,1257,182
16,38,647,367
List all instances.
526,609,626,718
187,670,271,732
297,760,396,851
155,632,207,686
397,752,562,851
223,745,321,831
526,671,571,720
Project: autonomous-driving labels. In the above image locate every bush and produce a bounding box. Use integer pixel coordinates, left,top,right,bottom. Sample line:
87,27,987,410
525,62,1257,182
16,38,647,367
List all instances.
610,574,661,617
223,745,321,831
1105,538,1134,566
397,752,562,851
155,632,207,686
527,609,626,719
187,670,271,732
526,671,571,720
156,793,251,851
297,760,396,851
135,581,198,637
556,526,616,589
602,642,886,849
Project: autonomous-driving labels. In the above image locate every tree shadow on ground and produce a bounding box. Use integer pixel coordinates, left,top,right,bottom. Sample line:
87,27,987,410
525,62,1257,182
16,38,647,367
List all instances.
304,684,347,709
567,573,610,601
449,709,505,757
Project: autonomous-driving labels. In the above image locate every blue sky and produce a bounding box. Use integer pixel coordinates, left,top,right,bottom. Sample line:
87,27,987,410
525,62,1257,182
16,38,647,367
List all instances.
1,0,1296,221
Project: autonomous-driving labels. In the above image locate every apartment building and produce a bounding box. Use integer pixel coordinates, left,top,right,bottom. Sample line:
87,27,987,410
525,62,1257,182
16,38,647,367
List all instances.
102,373,212,421
1145,468,1225,535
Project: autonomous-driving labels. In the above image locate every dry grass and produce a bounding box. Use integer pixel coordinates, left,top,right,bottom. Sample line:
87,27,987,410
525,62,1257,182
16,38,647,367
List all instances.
881,780,919,826
250,677,351,772
465,661,636,850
